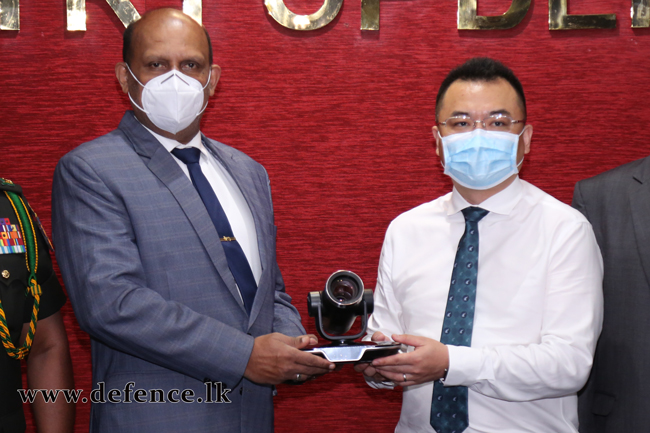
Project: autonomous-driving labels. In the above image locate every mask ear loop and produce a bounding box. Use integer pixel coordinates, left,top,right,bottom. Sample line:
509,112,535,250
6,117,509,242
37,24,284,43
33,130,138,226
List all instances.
196,68,212,116
515,126,527,172
125,64,149,114
436,130,446,170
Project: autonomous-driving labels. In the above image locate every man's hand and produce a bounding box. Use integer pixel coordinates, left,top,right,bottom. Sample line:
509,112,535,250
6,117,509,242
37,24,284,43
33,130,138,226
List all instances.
371,334,449,387
354,331,392,382
244,333,335,385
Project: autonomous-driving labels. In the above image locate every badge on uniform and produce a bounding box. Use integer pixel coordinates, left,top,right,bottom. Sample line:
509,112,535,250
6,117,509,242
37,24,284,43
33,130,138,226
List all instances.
0,217,26,254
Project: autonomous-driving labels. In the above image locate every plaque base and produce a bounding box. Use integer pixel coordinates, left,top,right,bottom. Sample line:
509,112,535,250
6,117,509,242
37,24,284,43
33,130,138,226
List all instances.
303,341,405,363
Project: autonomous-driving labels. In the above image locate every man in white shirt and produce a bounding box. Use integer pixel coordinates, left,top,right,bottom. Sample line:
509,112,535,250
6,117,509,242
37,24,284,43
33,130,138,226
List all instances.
355,57,603,433
52,8,333,433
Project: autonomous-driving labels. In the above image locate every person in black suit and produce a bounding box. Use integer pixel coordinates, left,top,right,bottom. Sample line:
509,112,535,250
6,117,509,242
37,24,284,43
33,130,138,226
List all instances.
573,156,650,432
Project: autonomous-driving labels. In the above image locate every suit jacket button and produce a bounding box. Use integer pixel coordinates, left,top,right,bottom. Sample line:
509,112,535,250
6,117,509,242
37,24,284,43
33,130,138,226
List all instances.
1,270,9,279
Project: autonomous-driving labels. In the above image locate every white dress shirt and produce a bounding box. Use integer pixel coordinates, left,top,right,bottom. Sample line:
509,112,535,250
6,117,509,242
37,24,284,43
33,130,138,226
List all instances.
145,127,262,285
367,177,603,433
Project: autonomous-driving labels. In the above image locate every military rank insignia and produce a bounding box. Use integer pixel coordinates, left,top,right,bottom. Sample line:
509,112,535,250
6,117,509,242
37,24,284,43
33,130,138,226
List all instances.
0,218,26,254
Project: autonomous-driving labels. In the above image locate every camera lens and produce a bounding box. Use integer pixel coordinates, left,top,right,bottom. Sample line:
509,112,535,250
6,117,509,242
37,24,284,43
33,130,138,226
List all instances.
331,278,358,302
325,270,364,307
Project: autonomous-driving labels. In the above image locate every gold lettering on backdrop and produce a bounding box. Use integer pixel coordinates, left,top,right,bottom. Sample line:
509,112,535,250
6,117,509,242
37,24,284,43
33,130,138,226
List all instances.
0,0,643,31
0,0,19,30
361,0,379,30
458,0,531,29
104,0,141,27
183,0,203,25
549,0,616,29
67,0,86,31
265,0,343,30
632,0,650,27
66,1,201,31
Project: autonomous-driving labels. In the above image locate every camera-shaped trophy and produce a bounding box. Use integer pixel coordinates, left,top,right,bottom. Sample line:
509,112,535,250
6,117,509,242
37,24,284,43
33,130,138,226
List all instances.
303,270,404,363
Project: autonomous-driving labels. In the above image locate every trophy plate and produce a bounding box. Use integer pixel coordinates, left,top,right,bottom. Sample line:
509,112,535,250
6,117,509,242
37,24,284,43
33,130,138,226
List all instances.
303,341,405,363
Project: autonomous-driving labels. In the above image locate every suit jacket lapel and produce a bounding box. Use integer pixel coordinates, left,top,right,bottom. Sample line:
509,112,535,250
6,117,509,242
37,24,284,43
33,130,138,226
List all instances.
203,137,272,326
118,113,244,311
630,157,650,286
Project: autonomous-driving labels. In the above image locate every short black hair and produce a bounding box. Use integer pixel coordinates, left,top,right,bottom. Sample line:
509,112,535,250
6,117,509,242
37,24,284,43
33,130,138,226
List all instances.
435,57,526,120
122,17,213,66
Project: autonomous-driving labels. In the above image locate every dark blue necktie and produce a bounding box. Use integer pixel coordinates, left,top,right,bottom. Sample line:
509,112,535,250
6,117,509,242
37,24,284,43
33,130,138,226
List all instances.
172,147,257,315
430,206,489,433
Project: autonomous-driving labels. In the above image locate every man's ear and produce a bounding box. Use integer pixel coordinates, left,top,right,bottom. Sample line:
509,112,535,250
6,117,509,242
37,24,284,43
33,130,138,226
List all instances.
115,62,130,94
208,64,222,97
432,126,442,158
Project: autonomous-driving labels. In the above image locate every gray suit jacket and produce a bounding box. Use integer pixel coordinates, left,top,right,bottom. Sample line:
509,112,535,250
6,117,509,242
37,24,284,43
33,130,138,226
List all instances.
52,112,305,433
573,156,650,432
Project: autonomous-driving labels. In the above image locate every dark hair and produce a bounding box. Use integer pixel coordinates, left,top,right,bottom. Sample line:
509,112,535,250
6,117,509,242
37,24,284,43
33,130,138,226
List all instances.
435,57,526,120
122,17,213,66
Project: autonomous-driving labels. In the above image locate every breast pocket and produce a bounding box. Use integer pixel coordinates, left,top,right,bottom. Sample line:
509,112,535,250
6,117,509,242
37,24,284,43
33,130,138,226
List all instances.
0,252,28,289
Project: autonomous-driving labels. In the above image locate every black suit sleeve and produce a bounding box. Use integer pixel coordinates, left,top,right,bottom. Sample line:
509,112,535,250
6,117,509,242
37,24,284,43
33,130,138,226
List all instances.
572,180,589,220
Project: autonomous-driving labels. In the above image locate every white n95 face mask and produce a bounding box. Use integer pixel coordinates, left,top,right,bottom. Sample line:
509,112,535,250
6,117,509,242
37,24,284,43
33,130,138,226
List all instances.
439,128,524,190
126,64,211,134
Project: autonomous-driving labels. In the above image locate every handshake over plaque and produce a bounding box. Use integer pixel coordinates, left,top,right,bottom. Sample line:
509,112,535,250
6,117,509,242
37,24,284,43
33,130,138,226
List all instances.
303,270,404,363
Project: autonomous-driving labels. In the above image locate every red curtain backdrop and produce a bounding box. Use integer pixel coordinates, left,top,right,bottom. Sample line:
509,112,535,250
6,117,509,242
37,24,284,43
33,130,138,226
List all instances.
2,0,649,431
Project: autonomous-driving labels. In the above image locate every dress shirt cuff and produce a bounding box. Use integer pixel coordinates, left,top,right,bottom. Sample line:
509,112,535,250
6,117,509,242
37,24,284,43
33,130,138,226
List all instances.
364,375,396,390
445,345,491,387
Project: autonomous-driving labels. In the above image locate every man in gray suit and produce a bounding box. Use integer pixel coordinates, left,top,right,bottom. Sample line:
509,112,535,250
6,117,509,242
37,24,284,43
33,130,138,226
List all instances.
573,157,650,432
52,8,333,433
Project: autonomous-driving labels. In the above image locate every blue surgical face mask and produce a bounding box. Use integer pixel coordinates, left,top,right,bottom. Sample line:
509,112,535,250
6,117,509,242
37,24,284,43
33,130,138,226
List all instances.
439,128,524,190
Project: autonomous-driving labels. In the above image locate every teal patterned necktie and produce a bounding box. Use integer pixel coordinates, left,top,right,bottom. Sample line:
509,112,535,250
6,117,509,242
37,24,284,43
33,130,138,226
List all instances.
430,206,489,433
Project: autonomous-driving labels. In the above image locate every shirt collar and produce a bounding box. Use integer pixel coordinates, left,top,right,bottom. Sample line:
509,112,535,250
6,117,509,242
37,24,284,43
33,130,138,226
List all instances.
141,124,203,154
447,176,523,216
